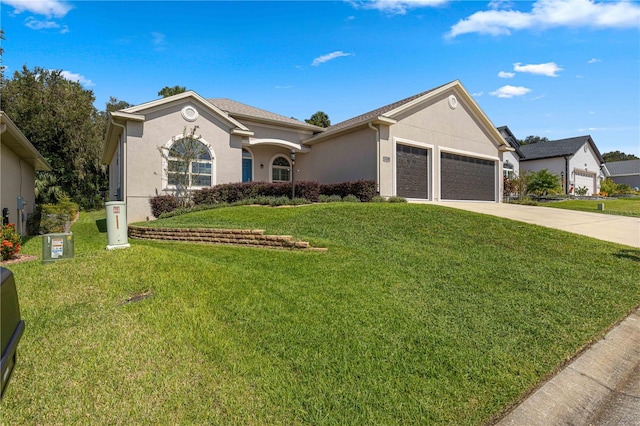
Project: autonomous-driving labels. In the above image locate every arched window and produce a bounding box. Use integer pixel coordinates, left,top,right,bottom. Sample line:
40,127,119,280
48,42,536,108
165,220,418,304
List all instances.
271,156,291,182
167,137,213,188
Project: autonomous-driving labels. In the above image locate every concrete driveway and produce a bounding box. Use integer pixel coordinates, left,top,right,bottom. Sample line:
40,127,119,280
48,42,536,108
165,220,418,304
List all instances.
433,202,640,248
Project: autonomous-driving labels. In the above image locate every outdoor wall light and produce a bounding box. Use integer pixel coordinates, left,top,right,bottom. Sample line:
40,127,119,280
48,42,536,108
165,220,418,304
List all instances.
260,163,264,169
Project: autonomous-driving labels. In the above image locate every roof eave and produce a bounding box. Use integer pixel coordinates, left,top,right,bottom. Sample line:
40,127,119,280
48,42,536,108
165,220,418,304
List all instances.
1,111,52,171
302,116,397,145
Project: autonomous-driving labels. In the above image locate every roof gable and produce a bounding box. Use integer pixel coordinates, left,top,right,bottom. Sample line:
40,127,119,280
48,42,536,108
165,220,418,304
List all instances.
121,91,251,133
519,135,604,163
497,126,524,158
303,80,509,148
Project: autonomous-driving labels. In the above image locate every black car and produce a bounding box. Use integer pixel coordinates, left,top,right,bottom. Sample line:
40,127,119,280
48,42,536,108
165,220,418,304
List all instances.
1,267,25,399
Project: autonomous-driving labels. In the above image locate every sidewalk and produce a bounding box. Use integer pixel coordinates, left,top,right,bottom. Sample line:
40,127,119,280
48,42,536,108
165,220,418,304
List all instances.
433,202,640,248
496,307,640,425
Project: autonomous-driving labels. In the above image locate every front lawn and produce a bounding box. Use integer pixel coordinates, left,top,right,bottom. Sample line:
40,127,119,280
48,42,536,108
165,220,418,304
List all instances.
1,204,639,425
542,196,640,217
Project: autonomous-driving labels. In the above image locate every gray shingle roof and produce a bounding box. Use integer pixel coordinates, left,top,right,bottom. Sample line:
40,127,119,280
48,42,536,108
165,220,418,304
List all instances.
208,98,323,132
497,126,524,158
606,159,640,176
519,135,604,163
305,81,454,142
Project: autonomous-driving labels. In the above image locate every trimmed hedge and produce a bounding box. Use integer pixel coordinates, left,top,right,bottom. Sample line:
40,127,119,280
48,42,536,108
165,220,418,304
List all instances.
192,181,322,205
156,179,378,215
150,195,180,218
319,180,377,202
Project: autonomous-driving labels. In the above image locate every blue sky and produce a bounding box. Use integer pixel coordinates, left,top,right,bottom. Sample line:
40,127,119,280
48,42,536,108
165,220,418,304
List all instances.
1,0,639,156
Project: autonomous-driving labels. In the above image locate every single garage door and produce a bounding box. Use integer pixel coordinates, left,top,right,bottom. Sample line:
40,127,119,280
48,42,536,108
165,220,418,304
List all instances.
574,170,595,195
441,152,496,201
396,144,428,199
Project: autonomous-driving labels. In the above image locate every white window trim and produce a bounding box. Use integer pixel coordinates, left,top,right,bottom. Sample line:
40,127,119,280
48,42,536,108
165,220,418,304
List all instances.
161,134,216,190
392,137,434,200
269,153,291,183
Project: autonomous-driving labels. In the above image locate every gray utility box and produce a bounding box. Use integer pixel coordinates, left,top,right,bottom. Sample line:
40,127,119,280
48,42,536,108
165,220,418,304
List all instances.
42,233,74,264
105,201,130,250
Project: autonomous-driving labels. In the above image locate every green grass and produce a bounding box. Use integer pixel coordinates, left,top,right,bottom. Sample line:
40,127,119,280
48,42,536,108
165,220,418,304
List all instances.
2,203,639,425
542,197,640,217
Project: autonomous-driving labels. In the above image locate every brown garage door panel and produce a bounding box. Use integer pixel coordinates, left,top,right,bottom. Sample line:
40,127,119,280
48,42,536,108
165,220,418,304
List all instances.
396,144,428,199
441,153,495,201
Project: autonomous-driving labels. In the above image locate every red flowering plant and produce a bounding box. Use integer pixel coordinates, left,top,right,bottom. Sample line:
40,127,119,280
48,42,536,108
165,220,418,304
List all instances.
1,224,21,261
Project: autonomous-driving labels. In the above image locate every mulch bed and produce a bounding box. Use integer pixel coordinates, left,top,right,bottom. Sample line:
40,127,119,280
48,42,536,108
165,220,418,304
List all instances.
1,254,39,266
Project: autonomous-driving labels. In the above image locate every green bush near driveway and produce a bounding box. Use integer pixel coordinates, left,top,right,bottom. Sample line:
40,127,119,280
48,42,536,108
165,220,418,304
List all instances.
1,204,639,425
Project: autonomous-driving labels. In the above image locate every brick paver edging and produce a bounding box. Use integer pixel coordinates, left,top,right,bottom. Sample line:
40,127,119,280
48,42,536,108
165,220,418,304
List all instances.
128,226,326,251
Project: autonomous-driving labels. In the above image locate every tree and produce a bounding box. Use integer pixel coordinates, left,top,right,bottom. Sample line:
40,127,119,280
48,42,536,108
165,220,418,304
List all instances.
305,111,331,128
518,135,549,145
0,29,5,82
602,151,639,162
526,169,562,196
0,66,107,209
157,126,208,207
99,96,132,138
158,85,187,98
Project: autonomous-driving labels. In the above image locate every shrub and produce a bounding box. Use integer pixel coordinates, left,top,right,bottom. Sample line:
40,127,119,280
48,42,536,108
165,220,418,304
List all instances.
150,195,180,218
34,197,80,234
342,194,361,203
319,180,377,201
1,224,21,261
526,169,562,196
370,196,386,203
574,186,589,196
387,196,407,203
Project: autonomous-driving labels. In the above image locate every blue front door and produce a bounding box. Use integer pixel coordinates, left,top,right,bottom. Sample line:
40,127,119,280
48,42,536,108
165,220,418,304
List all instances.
242,158,252,182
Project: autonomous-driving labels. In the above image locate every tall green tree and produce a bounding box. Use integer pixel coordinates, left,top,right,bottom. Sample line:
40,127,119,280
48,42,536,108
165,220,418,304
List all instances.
518,135,549,145
0,66,107,209
305,111,331,128
602,151,639,162
158,85,187,98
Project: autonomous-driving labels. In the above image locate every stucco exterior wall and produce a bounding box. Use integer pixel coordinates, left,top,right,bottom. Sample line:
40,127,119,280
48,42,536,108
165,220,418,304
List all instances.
383,90,502,200
122,100,245,222
299,128,377,184
520,142,603,195
1,143,36,234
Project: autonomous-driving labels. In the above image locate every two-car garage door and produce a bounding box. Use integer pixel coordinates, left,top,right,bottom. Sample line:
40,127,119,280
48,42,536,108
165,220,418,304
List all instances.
440,152,496,201
395,145,496,201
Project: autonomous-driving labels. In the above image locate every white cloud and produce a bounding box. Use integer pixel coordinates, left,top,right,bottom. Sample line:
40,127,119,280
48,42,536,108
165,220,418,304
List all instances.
25,17,59,30
490,85,531,98
472,91,484,96
446,0,640,38
351,0,449,15
2,0,72,18
312,51,353,66
588,58,601,63
151,32,167,51
498,71,515,78
514,62,563,77
59,70,95,87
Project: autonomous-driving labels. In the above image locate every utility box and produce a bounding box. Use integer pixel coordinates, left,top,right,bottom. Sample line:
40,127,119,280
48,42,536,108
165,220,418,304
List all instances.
105,201,130,250
42,233,74,264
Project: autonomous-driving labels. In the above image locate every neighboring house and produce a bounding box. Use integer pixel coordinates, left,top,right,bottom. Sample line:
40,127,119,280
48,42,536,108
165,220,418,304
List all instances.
497,126,524,179
1,111,52,236
103,80,514,223
605,159,640,189
518,135,607,196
